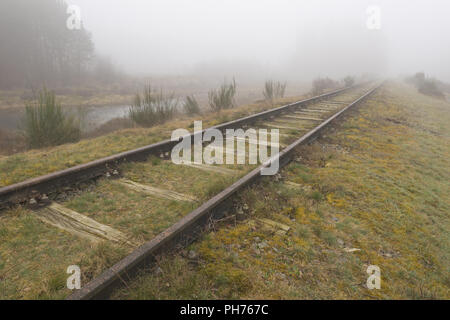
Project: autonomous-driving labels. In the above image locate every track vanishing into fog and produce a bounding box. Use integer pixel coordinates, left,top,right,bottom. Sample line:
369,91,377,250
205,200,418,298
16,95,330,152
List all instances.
0,82,382,299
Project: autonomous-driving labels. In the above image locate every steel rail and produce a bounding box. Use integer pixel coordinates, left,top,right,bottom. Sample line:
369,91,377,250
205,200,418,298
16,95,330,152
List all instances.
0,85,358,210
67,82,382,300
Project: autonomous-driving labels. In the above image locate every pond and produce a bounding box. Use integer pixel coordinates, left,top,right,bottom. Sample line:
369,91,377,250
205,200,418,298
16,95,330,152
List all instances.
0,104,131,133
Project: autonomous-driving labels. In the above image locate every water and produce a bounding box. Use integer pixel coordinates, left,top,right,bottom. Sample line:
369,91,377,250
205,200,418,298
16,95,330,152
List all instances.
0,108,23,130
0,105,131,132
78,105,130,132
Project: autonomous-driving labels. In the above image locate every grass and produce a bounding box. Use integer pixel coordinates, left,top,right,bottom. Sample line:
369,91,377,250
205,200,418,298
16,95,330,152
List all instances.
0,149,248,299
112,81,450,299
0,87,133,110
0,86,354,299
0,128,26,155
263,80,286,105
208,79,237,112
183,95,201,115
0,94,302,187
406,72,445,99
0,206,130,299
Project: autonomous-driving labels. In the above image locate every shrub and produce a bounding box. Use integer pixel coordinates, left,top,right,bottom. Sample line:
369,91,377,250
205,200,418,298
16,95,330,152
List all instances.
183,95,201,115
208,78,237,112
311,77,338,96
406,72,445,99
263,80,286,104
343,76,355,87
408,72,425,87
129,86,179,127
417,80,445,98
22,88,80,148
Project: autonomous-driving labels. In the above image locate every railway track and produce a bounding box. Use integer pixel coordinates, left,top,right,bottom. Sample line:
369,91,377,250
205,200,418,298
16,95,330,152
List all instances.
0,82,382,299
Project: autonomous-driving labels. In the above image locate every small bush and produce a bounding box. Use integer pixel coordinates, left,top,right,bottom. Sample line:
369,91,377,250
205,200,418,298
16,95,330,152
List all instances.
311,77,338,96
263,80,286,104
208,79,237,112
22,88,80,148
418,80,444,98
129,86,179,127
406,72,445,99
183,95,201,115
343,76,355,87
407,72,425,87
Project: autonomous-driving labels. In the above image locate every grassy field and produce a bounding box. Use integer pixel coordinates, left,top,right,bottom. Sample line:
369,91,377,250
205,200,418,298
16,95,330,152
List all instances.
112,81,450,299
0,95,304,187
0,91,304,299
0,156,249,299
0,85,367,299
0,89,133,111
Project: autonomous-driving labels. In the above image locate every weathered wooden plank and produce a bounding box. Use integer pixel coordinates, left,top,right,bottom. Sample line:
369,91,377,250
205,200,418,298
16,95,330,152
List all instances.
294,111,327,116
263,122,305,131
248,218,291,235
117,179,197,202
36,202,135,245
301,108,330,112
180,162,240,175
284,180,312,192
233,136,283,148
282,115,323,121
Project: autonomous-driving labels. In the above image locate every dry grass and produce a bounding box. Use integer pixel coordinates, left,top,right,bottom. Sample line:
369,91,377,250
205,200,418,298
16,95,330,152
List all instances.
0,95,302,187
208,79,237,112
0,90,309,300
0,156,246,299
263,80,287,105
112,81,450,300
128,86,179,127
0,87,339,299
0,128,26,155
0,206,131,299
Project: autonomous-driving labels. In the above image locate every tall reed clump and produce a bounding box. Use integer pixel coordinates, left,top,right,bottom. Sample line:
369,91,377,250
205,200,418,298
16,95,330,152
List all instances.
22,88,81,148
208,78,237,112
129,86,179,127
263,80,286,104
183,95,201,115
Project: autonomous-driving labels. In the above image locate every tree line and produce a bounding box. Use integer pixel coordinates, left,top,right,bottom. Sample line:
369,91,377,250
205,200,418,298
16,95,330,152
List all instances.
0,0,114,89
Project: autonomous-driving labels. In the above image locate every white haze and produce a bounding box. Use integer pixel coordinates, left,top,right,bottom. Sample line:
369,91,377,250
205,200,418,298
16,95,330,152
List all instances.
70,0,450,82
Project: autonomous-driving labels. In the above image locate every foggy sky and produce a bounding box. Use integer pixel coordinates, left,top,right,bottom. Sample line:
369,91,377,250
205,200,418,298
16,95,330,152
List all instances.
70,0,450,82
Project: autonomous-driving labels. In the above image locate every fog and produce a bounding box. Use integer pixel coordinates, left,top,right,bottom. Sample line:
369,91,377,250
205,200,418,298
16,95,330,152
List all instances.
69,0,450,82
